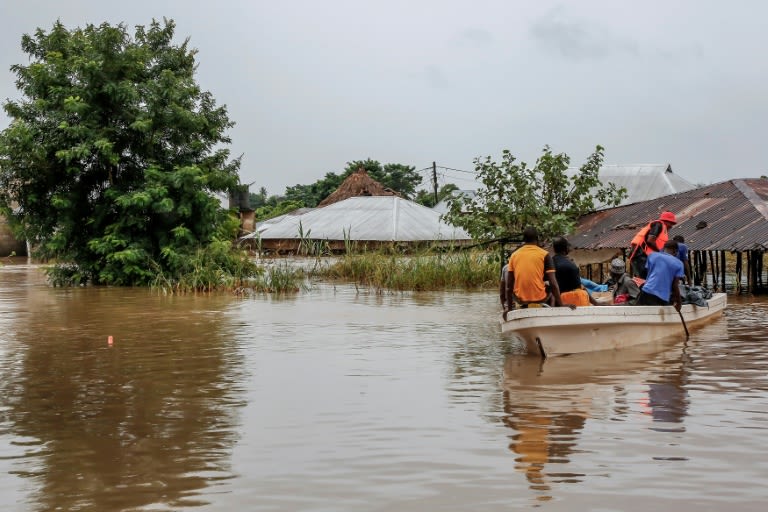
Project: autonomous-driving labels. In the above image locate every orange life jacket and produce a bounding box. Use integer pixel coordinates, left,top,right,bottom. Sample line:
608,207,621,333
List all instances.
630,220,669,257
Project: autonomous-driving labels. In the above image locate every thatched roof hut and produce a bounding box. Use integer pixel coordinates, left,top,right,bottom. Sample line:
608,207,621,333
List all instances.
317,169,400,207
240,196,471,253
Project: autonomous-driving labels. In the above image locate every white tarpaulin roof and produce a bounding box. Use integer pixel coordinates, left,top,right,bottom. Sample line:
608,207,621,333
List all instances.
431,164,696,214
432,189,477,214
241,196,470,242
580,164,696,208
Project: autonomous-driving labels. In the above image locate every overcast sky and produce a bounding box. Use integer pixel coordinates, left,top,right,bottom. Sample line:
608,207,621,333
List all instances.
2,0,767,195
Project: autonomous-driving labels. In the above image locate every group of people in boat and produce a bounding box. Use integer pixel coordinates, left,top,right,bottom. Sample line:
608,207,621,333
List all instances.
501,212,688,320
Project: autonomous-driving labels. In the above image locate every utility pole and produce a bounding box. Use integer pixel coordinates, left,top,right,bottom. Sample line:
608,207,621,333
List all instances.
432,161,438,205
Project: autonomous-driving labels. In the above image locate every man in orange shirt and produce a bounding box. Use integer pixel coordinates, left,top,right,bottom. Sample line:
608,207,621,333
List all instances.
503,226,567,320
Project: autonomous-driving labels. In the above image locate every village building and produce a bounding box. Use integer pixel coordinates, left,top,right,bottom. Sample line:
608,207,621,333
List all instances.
241,169,471,252
569,178,768,294
317,168,400,207
574,163,696,208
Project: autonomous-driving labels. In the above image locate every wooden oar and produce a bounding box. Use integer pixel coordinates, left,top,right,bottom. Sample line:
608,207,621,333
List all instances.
677,308,689,339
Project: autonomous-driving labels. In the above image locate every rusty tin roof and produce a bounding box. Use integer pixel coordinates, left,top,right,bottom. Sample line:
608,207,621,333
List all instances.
570,178,768,252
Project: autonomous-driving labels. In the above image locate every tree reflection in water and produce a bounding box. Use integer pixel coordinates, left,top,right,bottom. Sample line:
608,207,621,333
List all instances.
0,270,245,511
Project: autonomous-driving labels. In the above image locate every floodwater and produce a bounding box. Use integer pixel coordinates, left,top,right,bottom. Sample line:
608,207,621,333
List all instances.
1,261,767,512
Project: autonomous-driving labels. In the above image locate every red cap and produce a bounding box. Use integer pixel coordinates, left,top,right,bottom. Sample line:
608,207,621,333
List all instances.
659,211,677,224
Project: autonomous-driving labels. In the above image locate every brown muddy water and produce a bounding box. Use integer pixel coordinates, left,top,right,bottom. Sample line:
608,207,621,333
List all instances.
1,261,767,511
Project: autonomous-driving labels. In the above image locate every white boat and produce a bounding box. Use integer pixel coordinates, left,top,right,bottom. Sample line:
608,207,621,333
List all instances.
500,293,727,357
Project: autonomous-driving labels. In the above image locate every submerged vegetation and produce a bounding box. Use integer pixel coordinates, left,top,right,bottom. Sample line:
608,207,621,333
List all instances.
251,262,308,294
148,256,307,294
317,249,499,292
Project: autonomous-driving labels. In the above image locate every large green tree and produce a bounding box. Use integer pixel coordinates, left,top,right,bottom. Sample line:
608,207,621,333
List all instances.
442,145,626,241
0,19,249,286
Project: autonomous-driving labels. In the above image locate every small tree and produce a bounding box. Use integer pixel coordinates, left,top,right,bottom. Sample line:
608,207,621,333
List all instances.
442,145,626,241
0,19,254,286
414,183,459,208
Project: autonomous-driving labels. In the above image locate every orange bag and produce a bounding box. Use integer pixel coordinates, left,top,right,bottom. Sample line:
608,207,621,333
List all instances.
560,289,591,306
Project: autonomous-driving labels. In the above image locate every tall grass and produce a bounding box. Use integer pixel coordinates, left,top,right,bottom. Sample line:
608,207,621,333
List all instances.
149,244,306,295
318,249,499,292
251,262,308,293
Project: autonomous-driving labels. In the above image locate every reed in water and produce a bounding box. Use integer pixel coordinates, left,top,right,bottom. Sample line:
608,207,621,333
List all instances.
317,249,499,292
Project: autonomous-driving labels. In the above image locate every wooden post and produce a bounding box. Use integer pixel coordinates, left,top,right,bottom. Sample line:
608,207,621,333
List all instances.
692,250,698,286
432,161,438,205
697,250,708,288
720,251,726,294
736,251,742,294
708,251,718,291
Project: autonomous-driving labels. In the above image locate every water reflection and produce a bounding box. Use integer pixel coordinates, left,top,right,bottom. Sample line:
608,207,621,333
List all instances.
644,351,691,432
0,265,245,511
688,303,768,394
500,338,693,502
3,262,768,511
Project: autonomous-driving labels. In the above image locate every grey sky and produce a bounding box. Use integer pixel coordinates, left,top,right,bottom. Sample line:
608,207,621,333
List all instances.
2,0,767,195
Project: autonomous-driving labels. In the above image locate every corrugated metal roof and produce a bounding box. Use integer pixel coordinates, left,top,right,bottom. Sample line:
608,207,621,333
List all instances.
568,163,696,208
570,178,768,252
241,196,471,242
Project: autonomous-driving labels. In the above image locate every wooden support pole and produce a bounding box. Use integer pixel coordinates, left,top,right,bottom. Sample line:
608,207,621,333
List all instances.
697,250,707,287
752,251,757,293
720,251,726,293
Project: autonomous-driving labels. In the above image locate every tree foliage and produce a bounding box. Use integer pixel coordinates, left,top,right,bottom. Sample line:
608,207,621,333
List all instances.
284,171,343,208
442,145,626,241
283,158,422,207
414,183,459,208
0,19,254,286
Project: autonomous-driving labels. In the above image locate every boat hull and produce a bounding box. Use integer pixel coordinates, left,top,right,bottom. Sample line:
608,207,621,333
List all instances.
500,293,727,357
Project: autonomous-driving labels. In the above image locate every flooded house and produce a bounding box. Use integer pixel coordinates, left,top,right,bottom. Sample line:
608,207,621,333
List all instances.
240,169,471,253
569,178,768,294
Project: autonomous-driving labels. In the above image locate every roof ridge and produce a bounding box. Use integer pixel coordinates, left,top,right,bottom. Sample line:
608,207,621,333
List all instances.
733,179,768,222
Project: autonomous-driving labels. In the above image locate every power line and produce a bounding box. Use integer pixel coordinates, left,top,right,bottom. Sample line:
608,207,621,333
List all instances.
438,172,478,184
436,165,474,174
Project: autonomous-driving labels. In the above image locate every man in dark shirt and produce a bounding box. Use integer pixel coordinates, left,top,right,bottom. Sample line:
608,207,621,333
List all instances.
552,236,598,306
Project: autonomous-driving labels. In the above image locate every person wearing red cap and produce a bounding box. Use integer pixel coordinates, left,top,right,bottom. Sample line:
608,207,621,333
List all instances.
628,211,677,279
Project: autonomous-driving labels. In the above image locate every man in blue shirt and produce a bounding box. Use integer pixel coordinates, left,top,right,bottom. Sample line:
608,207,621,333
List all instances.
673,235,692,284
636,239,684,310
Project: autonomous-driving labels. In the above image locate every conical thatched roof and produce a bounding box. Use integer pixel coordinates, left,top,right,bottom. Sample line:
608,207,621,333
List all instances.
318,168,400,207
